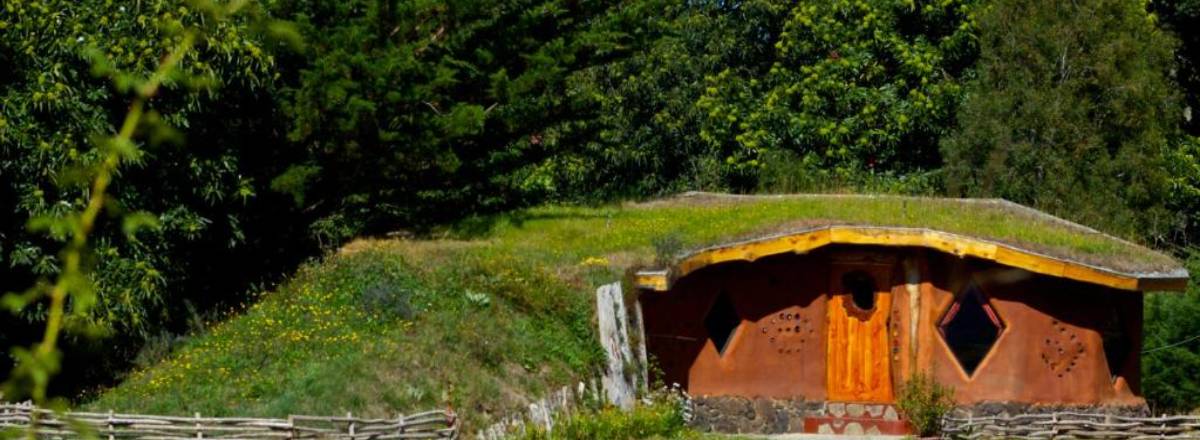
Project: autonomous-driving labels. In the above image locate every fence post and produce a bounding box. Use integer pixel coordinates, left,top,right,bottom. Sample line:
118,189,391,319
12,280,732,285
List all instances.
347,412,355,439
396,413,405,436
287,414,295,440
195,412,203,439
107,410,115,440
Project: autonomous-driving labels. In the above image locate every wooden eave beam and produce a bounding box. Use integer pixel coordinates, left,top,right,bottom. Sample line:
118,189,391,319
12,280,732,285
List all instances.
634,226,1188,293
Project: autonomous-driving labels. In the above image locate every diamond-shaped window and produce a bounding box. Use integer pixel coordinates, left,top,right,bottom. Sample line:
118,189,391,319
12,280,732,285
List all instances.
939,284,1004,376
705,291,741,356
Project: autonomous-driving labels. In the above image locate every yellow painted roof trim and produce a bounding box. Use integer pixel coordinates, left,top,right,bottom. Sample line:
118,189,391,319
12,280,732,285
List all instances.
635,226,1188,293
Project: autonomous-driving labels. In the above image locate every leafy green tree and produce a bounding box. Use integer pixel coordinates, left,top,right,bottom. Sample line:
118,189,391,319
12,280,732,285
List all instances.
941,0,1180,239
1151,1,1200,246
1152,0,1200,136
271,0,661,242
698,0,979,189
0,0,310,394
1143,253,1200,412
542,0,790,198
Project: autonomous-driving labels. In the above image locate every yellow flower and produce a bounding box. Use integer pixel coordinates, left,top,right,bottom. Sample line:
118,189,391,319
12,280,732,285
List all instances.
580,256,608,267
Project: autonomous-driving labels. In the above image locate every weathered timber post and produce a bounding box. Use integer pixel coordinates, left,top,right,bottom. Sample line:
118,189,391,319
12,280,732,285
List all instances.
595,281,637,409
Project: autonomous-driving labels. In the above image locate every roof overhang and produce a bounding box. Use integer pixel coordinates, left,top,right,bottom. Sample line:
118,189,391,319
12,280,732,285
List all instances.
634,225,1189,293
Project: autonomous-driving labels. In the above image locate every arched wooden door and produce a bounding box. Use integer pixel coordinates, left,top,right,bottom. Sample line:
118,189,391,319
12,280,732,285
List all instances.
826,263,894,402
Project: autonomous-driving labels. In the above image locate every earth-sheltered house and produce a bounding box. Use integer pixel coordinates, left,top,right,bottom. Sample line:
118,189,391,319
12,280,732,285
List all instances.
601,193,1188,435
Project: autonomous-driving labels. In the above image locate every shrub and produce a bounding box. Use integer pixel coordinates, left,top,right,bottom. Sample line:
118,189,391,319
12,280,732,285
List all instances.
896,373,955,437
515,400,690,440
651,233,685,266
358,283,416,321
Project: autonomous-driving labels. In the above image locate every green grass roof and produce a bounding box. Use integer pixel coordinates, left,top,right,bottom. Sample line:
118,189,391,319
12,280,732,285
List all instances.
627,192,1184,277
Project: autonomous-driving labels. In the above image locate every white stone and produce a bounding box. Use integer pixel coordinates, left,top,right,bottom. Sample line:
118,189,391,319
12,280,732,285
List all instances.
867,404,884,417
846,403,865,418
828,402,847,418
844,422,865,435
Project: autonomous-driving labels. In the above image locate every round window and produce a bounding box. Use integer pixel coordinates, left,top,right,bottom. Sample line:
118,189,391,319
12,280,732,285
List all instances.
842,270,877,311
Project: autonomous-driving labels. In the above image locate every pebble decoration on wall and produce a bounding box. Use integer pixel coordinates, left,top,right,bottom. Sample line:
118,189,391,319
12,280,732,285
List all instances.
762,310,815,355
1040,319,1085,378
891,305,902,362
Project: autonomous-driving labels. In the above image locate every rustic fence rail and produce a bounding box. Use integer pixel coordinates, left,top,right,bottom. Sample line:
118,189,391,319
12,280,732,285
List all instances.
0,403,457,439
943,412,1200,439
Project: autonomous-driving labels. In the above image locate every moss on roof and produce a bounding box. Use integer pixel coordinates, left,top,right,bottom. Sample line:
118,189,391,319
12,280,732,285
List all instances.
646,192,1180,271
472,192,1186,288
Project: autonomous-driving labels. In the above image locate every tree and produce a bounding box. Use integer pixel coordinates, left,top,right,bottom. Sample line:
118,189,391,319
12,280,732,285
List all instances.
271,0,662,242
542,0,791,199
941,0,1180,239
0,0,306,394
697,0,979,189
1143,253,1200,412
1151,0,1200,136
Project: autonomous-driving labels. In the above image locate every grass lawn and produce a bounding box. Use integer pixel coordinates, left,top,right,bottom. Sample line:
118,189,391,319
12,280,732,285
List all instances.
88,193,1178,432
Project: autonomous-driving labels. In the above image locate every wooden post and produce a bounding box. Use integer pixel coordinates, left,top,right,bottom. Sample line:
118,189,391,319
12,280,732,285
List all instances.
287,414,295,440
108,410,115,440
347,412,355,439
195,412,203,439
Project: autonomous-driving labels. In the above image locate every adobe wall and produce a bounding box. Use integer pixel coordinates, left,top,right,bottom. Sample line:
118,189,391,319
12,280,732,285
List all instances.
922,252,1144,406
640,251,830,399
639,245,1145,408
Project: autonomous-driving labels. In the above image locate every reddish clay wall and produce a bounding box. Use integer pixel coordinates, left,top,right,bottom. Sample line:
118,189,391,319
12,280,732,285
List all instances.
639,245,1144,407
922,252,1144,406
641,252,829,399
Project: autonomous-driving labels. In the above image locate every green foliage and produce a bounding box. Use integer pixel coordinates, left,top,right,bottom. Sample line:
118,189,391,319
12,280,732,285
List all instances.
543,1,790,198
1143,250,1200,412
0,0,321,401
0,0,277,405
895,372,955,436
0,0,283,338
271,0,662,239
1152,0,1200,136
514,401,691,440
941,0,1180,239
4,0,1199,416
357,283,416,321
651,233,684,267
698,0,979,186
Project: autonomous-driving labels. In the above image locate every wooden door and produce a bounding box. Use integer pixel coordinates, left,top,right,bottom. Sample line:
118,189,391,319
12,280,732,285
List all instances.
826,264,894,402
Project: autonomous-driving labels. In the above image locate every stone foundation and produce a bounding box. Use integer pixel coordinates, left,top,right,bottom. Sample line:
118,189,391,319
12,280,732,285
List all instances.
690,396,822,433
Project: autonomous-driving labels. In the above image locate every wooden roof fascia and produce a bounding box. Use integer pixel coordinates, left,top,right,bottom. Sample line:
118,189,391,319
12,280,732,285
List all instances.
633,225,1189,293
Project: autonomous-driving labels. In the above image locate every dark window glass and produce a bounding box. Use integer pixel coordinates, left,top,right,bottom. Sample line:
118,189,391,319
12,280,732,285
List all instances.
705,291,741,356
1101,310,1130,382
939,285,1004,376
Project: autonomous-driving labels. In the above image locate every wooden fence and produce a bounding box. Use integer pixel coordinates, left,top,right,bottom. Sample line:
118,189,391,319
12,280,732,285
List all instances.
0,403,457,439
943,412,1200,439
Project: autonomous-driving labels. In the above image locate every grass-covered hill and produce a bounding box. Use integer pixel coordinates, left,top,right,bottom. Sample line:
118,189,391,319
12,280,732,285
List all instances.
88,193,1180,430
